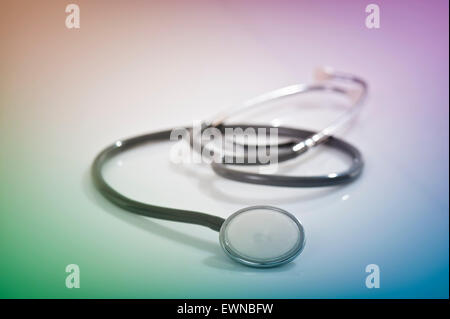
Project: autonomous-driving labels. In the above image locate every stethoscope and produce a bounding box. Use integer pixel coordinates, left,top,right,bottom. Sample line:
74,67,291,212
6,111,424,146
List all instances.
91,67,368,268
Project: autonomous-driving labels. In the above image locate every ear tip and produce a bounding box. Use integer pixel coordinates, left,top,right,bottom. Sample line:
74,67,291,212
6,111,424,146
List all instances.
314,66,334,81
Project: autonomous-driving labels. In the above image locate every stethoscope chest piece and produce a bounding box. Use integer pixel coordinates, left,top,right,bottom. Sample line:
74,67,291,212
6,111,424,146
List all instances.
219,206,306,268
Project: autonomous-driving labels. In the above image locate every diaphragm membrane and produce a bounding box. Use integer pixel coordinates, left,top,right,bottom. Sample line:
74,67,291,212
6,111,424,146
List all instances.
219,206,306,267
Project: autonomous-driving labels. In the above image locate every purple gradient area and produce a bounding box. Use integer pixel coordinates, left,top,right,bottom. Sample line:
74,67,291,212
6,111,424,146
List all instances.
212,0,450,206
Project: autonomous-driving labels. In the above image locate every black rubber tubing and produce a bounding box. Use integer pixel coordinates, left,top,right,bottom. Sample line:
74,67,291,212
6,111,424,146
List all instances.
91,129,226,232
91,125,363,232
211,125,364,187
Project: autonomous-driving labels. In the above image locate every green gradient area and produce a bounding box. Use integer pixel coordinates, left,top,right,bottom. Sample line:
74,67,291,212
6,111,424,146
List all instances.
0,141,273,298
0,161,180,298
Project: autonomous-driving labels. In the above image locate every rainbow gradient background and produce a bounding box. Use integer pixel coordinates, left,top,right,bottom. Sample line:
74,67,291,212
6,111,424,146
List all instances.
0,0,448,298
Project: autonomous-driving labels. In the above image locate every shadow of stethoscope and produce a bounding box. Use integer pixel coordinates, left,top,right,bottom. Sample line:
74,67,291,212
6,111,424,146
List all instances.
169,142,354,210
82,169,299,274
